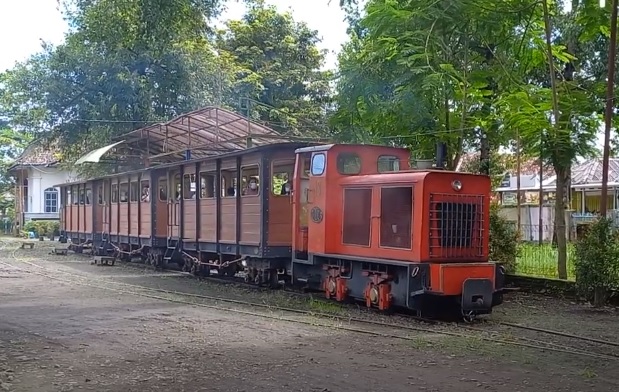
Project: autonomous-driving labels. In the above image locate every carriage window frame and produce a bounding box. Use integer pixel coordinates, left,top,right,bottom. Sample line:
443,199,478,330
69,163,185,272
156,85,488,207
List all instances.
140,180,150,203
158,178,167,202
78,187,85,205
271,160,295,196
199,172,216,199
183,173,197,200
85,187,92,205
111,184,119,203
337,153,362,175
129,181,139,203
71,186,78,205
119,182,129,203
310,153,326,176
171,173,181,202
377,155,401,173
241,165,260,198
97,185,104,205
221,168,238,198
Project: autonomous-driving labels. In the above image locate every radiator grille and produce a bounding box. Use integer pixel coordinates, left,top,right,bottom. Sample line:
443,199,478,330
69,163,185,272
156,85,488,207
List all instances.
429,193,485,259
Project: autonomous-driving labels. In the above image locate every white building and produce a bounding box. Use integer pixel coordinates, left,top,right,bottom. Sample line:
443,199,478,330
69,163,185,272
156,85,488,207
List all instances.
8,141,77,225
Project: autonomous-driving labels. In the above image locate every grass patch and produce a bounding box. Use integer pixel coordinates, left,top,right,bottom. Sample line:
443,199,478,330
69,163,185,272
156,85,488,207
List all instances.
515,243,576,281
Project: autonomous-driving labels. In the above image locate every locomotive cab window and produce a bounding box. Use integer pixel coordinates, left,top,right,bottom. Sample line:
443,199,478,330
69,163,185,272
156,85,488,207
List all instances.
241,166,260,197
272,160,294,196
378,156,401,173
221,169,237,197
111,184,119,203
129,181,139,202
119,183,129,203
379,186,413,249
183,173,197,200
337,153,361,175
140,180,150,202
158,178,167,202
199,172,215,199
310,153,325,176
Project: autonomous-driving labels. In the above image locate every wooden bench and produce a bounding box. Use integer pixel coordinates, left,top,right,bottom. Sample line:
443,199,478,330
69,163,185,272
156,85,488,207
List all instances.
92,255,115,266
52,248,68,256
20,242,35,249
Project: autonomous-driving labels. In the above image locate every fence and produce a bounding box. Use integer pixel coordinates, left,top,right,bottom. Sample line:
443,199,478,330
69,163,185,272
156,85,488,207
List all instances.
512,224,576,281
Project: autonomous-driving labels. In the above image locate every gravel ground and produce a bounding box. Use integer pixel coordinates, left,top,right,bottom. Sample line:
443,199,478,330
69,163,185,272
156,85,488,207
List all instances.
1,238,618,392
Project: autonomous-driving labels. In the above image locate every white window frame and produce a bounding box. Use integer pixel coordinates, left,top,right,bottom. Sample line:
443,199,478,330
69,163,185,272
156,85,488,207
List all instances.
44,187,59,213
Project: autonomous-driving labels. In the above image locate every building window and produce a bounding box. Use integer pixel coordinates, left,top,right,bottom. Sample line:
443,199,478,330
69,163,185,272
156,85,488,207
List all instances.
44,187,58,213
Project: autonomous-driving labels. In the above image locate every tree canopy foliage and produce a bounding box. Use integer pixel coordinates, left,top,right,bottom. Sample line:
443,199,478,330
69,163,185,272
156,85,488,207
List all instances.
0,0,331,166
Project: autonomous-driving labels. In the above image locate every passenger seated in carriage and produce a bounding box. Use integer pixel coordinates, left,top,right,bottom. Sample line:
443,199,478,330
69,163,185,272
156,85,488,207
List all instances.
141,185,150,202
244,177,259,196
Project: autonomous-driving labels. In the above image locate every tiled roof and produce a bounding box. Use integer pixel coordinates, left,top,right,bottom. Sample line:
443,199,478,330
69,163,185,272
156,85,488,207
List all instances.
544,158,619,186
10,139,61,167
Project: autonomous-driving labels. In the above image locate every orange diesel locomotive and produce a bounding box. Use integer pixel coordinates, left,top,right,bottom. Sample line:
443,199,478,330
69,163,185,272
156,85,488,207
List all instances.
58,142,504,319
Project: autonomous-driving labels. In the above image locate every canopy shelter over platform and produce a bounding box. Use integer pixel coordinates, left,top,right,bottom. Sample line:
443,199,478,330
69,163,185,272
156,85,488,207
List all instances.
74,106,319,167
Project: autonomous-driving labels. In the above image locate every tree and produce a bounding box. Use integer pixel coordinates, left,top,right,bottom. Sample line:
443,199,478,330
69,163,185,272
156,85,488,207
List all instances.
331,0,544,169
0,0,229,172
216,1,333,135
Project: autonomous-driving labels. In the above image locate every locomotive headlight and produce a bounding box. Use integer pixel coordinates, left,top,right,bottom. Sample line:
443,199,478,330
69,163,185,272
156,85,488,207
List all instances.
452,180,462,191
241,259,247,267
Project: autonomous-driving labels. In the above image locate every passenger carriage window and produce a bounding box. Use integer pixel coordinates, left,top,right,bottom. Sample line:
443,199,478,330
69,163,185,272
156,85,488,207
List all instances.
129,181,139,202
378,156,401,173
173,174,181,201
85,187,92,205
79,187,85,205
199,172,215,199
272,160,294,196
241,166,260,197
119,183,129,203
158,178,167,202
97,185,104,205
140,180,150,202
66,188,72,205
111,184,119,203
310,153,325,176
380,187,413,249
221,169,238,197
183,174,197,200
72,186,78,205
337,153,361,175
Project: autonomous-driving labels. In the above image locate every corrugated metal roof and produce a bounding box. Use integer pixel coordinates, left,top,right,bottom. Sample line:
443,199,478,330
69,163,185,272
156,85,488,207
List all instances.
118,106,317,163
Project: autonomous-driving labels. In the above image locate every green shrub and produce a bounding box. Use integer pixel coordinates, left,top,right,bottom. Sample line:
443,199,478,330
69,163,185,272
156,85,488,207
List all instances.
574,217,619,306
489,203,520,273
22,220,61,237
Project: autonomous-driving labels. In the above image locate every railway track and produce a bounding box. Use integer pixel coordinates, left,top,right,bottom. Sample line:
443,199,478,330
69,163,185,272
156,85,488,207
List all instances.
2,238,618,361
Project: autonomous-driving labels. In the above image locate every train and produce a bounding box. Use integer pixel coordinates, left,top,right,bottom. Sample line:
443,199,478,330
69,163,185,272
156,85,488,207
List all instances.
57,140,505,320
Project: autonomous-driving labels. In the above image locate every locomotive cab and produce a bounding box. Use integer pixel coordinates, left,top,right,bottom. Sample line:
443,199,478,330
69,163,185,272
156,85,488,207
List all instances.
291,144,504,319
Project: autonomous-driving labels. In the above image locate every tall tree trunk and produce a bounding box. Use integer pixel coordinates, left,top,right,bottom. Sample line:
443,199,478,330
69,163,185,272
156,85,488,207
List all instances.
542,0,568,280
554,166,568,279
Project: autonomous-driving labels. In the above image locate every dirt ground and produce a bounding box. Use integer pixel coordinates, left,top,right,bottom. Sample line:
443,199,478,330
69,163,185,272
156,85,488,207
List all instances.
1,238,618,392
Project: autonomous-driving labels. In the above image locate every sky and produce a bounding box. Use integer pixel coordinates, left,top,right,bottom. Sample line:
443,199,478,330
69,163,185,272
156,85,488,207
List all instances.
0,0,349,72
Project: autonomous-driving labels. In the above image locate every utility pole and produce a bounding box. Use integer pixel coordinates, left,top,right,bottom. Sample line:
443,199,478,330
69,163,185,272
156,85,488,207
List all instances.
600,0,618,217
